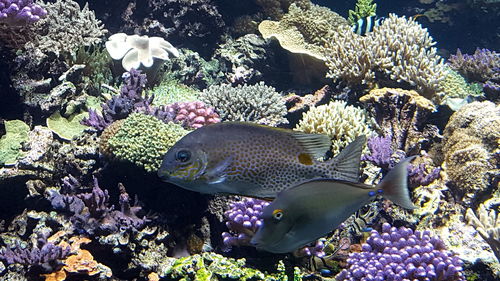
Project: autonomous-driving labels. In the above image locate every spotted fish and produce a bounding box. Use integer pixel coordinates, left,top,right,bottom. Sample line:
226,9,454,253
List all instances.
250,157,417,253
158,122,366,198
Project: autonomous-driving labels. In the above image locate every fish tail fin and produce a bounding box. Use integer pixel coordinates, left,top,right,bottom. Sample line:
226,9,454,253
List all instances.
325,135,366,182
378,156,417,210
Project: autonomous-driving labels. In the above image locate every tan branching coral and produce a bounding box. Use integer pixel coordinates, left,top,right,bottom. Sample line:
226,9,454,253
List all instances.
324,14,446,100
466,204,500,262
360,88,437,153
442,101,500,204
294,100,374,154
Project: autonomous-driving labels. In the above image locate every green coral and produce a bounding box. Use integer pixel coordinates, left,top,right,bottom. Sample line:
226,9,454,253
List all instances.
69,45,114,95
0,120,30,166
439,67,484,110
150,79,200,106
46,111,89,141
348,0,377,25
107,113,189,172
162,252,302,281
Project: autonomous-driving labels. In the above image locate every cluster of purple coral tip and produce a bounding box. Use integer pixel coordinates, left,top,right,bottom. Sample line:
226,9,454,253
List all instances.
163,101,220,129
222,197,269,248
336,223,464,281
0,0,46,25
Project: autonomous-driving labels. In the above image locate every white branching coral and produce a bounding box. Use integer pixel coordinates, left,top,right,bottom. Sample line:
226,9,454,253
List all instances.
200,82,288,126
294,101,374,154
466,204,500,262
106,33,179,71
324,14,446,100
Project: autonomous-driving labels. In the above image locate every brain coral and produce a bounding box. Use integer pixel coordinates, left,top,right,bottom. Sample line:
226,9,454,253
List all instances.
442,101,499,205
295,100,374,154
324,14,446,100
104,113,189,172
200,82,288,126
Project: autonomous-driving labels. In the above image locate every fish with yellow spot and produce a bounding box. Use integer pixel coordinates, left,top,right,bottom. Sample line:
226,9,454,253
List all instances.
158,122,366,198
250,157,417,254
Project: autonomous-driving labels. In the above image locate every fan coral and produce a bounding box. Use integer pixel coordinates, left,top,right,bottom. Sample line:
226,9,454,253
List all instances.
442,101,499,205
324,14,446,99
104,113,189,172
162,101,220,129
25,0,106,57
200,82,288,126
448,48,500,83
105,33,179,71
295,100,374,154
359,88,437,153
0,0,46,25
336,223,465,281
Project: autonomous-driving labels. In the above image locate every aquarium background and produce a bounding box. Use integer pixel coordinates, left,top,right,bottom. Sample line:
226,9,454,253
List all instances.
0,0,499,280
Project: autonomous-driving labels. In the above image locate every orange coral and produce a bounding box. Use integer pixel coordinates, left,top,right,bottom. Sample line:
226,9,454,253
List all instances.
41,270,67,281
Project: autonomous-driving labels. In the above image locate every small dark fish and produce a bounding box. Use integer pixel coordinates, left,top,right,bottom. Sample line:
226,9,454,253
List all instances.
250,157,417,254
352,16,385,36
158,122,365,199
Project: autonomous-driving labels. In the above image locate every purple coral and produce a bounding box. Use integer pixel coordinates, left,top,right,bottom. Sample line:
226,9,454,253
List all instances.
449,48,500,83
162,101,220,129
0,0,47,25
222,197,269,248
361,135,395,171
0,233,70,272
336,223,465,281
46,175,148,235
408,163,441,187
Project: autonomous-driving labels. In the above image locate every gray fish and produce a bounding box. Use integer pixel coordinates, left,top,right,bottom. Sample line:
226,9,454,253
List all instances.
158,122,365,199
250,157,417,253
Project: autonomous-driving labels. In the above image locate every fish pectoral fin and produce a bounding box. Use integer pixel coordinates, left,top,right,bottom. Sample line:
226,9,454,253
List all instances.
291,131,331,159
328,135,366,182
202,156,233,184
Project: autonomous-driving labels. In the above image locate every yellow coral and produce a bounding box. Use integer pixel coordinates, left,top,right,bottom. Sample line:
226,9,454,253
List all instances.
360,87,436,112
295,100,374,154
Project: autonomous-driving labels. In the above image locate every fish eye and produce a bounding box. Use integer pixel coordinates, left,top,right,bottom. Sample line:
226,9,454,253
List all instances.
176,150,191,162
272,209,284,220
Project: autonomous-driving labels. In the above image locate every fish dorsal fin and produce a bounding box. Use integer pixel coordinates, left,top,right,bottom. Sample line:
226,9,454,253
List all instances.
290,132,331,159
329,135,367,182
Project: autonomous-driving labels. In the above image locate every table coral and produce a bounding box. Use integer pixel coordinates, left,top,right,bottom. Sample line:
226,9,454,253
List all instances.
200,82,288,126
105,113,189,172
295,100,374,155
324,14,446,99
360,88,437,154
442,101,499,205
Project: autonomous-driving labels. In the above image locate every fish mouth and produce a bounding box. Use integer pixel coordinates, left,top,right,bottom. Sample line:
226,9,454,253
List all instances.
157,168,172,181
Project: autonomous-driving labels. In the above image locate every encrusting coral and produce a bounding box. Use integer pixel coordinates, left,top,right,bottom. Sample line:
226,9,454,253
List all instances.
294,100,374,155
442,101,499,205
324,14,446,99
200,82,288,126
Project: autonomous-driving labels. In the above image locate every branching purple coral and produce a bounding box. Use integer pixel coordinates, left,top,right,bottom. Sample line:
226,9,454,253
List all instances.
408,163,441,187
449,48,500,83
361,135,394,171
0,233,70,272
0,0,47,25
46,175,148,235
336,223,465,281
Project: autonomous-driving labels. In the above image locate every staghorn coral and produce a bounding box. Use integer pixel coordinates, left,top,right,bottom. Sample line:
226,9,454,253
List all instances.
295,100,374,155
25,0,106,57
200,82,288,126
466,203,500,263
442,101,499,205
104,113,189,172
324,14,447,99
360,88,437,154
336,223,465,281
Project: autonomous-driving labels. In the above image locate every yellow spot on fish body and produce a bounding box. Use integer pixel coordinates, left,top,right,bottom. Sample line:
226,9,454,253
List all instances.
272,209,283,216
298,153,313,165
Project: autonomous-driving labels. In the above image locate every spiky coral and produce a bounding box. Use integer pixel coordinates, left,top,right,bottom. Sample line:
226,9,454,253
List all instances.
295,100,374,154
200,82,288,126
448,48,500,83
324,14,446,99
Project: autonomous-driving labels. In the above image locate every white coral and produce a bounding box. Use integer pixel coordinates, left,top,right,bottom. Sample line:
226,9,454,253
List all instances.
105,33,179,71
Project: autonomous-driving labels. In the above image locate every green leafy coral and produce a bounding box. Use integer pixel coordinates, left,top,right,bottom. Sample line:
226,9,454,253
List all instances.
348,0,377,25
0,120,30,166
46,111,89,141
106,113,189,172
161,252,302,281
